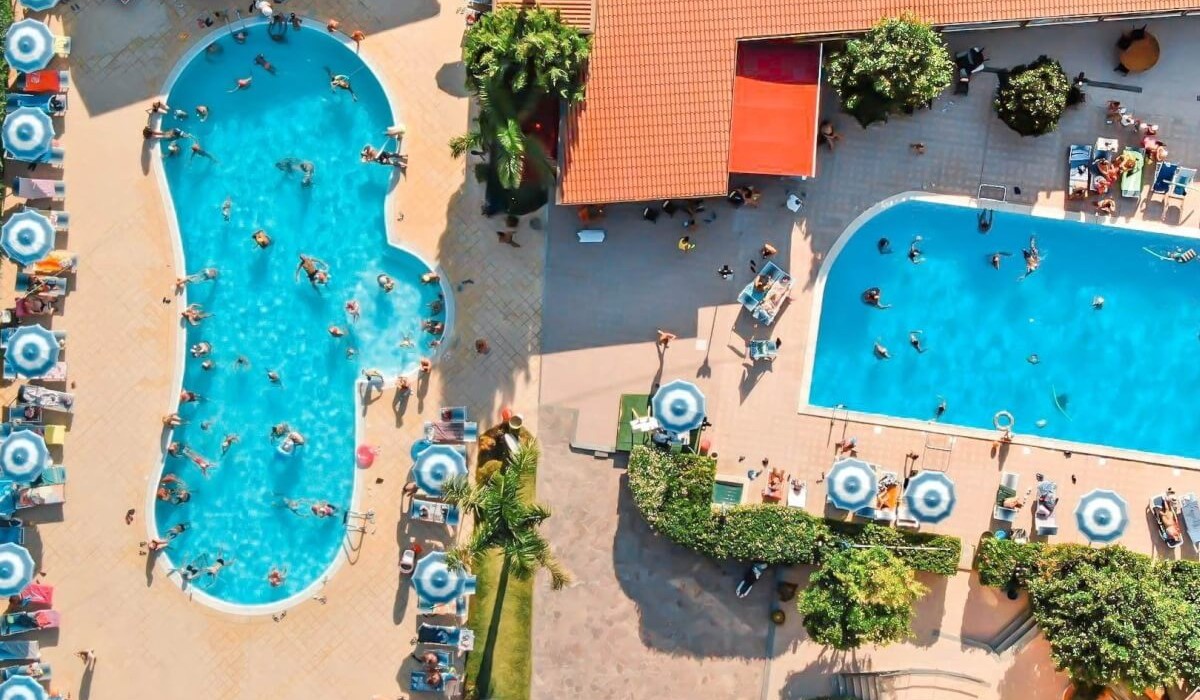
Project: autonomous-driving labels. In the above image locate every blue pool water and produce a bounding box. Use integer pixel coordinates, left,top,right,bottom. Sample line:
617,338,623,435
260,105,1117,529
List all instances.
809,198,1200,459
152,25,445,607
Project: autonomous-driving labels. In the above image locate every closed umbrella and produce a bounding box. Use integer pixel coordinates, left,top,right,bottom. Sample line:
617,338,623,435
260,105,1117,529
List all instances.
0,544,35,598
4,324,59,378
0,676,46,700
826,458,877,512
4,20,55,74
651,379,706,434
903,471,956,524
412,551,470,606
1075,488,1128,543
411,444,466,497
1,210,54,266
0,430,47,483
2,107,54,163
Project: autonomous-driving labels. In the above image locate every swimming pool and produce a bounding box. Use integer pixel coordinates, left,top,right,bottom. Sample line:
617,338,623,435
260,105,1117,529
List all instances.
806,195,1200,461
150,23,446,611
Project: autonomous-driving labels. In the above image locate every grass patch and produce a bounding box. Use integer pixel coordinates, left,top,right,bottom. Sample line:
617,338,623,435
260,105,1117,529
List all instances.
464,428,536,700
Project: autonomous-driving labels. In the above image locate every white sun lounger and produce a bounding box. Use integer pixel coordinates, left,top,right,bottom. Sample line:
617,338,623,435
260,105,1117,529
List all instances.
16,385,73,413
786,480,807,510
13,178,64,202
52,36,70,58
14,483,64,511
1182,493,1200,553
410,498,460,528
994,472,1020,522
22,208,68,233
2,362,65,382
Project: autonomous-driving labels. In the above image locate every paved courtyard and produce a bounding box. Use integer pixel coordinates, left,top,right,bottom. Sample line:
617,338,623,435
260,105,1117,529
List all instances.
532,16,1200,700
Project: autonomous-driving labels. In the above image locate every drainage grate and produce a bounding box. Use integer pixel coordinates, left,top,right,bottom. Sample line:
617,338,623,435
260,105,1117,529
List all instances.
978,184,1007,202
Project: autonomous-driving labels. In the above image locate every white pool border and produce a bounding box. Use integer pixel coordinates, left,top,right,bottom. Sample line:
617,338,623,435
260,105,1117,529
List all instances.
799,191,1200,472
145,18,451,616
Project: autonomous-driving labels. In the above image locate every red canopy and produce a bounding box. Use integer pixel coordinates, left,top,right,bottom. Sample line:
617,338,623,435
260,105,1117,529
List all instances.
728,41,821,179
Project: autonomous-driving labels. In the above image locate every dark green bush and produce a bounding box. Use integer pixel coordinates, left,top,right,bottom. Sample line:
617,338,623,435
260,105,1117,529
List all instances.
827,522,961,576
994,56,1070,136
974,536,1043,588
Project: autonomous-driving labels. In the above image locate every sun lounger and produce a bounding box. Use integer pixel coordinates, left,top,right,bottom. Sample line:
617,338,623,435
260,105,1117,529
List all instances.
13,296,61,319
13,71,68,95
1,661,49,681
439,407,467,422
6,144,63,166
748,339,778,362
14,584,52,609
17,386,73,414
994,472,1020,522
13,178,64,202
5,93,67,117
424,421,478,444
14,483,64,511
0,519,24,546
410,498,460,527
410,668,459,693
1151,495,1184,549
23,251,76,275
29,466,65,489
39,425,64,447
1120,148,1145,198
0,610,59,636
416,623,475,652
1169,166,1196,202
2,362,65,383
1091,137,1119,193
786,480,807,510
1151,161,1179,199
417,595,468,620
1067,144,1092,199
52,35,70,57
0,642,39,661
20,209,67,233
1181,493,1200,553
856,472,899,523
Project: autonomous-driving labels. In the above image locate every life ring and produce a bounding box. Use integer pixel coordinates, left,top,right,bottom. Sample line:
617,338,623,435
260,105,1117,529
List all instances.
994,410,1015,430
356,444,378,468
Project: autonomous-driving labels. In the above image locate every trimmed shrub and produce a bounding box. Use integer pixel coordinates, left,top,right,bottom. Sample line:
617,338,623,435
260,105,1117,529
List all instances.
827,522,961,576
974,536,1043,588
994,56,1070,136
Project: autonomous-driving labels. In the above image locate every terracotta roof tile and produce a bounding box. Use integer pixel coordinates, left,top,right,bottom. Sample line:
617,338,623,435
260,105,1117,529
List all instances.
560,0,1200,204
494,0,595,31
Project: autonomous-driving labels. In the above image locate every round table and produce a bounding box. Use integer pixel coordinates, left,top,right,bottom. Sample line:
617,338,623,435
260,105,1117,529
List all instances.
1121,34,1160,73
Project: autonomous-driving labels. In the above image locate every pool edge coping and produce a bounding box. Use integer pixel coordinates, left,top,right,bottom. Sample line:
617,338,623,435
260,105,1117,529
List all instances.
798,190,1200,473
145,17,447,617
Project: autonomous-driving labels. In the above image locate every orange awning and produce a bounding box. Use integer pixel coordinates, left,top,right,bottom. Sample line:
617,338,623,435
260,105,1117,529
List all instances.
728,41,821,179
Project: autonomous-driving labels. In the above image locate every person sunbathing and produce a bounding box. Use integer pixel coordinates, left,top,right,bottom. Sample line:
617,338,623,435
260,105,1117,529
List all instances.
1114,152,1137,172
1001,488,1033,510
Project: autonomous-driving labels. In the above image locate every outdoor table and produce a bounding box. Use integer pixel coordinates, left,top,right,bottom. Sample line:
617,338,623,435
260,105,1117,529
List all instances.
1120,33,1160,73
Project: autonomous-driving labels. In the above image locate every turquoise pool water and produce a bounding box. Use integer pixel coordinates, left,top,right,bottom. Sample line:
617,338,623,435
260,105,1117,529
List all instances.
152,25,445,607
809,198,1200,459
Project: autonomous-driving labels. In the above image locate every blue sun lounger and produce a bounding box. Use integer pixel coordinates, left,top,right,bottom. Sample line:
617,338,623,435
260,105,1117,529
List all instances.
415,623,475,651
993,472,1020,522
410,498,460,528
5,93,66,116
410,668,459,693
1169,166,1196,202
1,662,49,680
748,339,777,362
0,641,38,661
0,611,59,637
1067,144,1092,198
0,519,25,546
1151,161,1179,198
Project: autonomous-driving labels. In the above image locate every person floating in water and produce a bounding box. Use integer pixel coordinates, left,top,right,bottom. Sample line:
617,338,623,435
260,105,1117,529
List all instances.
978,209,993,233
989,251,1012,270
862,287,891,309
221,195,232,221
325,67,357,101
933,396,947,421
190,141,217,161
377,274,395,292
1020,237,1040,279
254,53,276,74
220,433,239,455
909,330,925,353
873,338,890,360
295,254,330,287
228,76,252,92
877,238,892,254
908,236,925,265
276,157,301,173
1092,296,1105,309
299,161,315,187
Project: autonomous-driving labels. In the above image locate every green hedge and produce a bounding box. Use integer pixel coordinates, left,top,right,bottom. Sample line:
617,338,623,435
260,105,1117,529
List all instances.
0,0,11,197
627,447,961,575
974,536,1044,588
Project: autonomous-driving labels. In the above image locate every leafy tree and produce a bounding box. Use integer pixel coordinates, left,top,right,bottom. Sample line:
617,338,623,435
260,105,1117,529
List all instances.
994,56,1070,136
824,14,953,126
1028,545,1188,691
798,546,927,650
463,6,590,104
449,86,554,191
442,440,571,589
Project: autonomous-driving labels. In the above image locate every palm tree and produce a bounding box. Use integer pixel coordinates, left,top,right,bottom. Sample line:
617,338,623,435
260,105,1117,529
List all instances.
448,85,554,191
441,440,571,588
462,7,590,105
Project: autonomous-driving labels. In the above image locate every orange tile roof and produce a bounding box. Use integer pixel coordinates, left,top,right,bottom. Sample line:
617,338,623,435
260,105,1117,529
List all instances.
560,0,1200,204
494,0,595,31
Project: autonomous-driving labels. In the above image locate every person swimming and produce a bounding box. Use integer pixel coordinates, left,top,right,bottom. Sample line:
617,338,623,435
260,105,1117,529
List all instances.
934,396,947,421
228,76,252,92
908,236,925,264
1092,296,1105,309
1021,236,1040,278
861,287,891,309
276,157,301,173
873,338,890,359
877,238,892,254
299,161,315,187
295,254,330,286
254,53,276,74
221,196,232,221
978,209,993,233
989,251,1012,270
377,274,395,292
909,330,925,353
325,67,358,101
1027,354,1040,364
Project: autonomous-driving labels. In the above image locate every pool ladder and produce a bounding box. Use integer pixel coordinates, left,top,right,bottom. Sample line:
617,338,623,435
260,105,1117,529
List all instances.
345,509,376,533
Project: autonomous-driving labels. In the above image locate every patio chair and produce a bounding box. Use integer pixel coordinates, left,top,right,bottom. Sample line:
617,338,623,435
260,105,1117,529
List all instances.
1067,144,1092,199
1169,166,1196,202
748,339,778,362
13,178,65,202
0,610,59,637
1181,493,1200,553
993,472,1020,522
0,641,38,661
1119,147,1145,198
1151,161,1178,199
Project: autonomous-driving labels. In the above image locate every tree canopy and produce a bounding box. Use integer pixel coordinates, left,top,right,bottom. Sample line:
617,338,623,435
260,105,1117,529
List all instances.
798,546,928,650
824,14,953,126
463,7,590,104
993,56,1070,136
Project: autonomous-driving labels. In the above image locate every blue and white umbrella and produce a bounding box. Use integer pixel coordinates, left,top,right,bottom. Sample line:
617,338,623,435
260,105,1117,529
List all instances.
0,544,34,598
1075,488,1128,543
0,431,47,483
2,107,53,163
651,379,706,434
903,471,957,524
0,675,46,700
5,324,60,378
412,444,467,497
0,210,54,266
19,0,60,13
412,550,471,606
826,458,878,511
4,20,55,74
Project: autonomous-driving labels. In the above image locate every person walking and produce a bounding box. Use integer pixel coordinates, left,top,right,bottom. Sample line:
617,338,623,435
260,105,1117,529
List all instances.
717,264,733,280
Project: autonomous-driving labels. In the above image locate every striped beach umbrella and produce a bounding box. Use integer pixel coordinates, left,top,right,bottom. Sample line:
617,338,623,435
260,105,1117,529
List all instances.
5,324,60,378
0,431,47,483
0,676,46,700
903,471,957,524
1,210,54,266
826,458,877,511
1075,489,1128,543
651,380,706,434
19,0,60,13
412,444,466,497
4,20,55,74
412,550,470,606
2,107,53,163
0,544,34,597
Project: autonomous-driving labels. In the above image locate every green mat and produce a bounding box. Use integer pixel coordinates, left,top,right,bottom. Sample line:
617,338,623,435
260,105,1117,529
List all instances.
616,394,650,452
